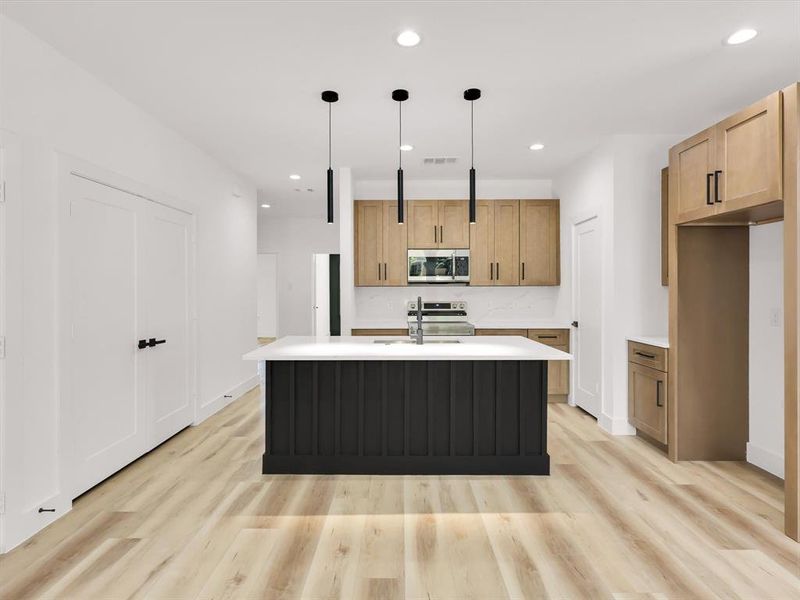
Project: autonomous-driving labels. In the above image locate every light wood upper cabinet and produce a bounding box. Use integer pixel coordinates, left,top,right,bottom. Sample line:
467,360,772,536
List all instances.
715,90,783,212
519,200,559,286
407,200,469,249
670,90,783,224
354,200,407,286
493,200,520,285
407,200,438,248
671,127,716,223
438,200,470,248
469,200,519,285
355,201,384,286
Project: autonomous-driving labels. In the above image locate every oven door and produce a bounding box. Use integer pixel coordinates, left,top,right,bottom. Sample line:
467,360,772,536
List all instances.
408,250,469,283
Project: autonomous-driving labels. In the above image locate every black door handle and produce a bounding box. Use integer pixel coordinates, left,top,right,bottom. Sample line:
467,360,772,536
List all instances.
571,321,578,328
148,338,167,347
706,172,714,205
714,170,722,203
138,339,149,350
656,380,664,407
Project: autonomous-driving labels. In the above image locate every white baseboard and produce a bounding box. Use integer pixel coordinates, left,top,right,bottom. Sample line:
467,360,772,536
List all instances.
195,374,260,424
746,442,784,479
599,412,637,436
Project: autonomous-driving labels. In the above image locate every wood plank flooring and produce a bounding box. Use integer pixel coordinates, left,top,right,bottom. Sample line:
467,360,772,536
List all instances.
1,386,798,599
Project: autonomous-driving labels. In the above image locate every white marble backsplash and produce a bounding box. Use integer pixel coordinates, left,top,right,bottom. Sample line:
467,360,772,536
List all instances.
354,286,567,325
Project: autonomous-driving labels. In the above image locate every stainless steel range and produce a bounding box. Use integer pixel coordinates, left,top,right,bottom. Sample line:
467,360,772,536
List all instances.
407,300,475,336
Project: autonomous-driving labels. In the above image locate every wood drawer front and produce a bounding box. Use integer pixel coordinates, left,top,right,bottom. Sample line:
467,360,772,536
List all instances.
628,341,667,371
351,329,409,336
476,329,527,337
628,363,667,444
528,329,568,346
548,345,569,396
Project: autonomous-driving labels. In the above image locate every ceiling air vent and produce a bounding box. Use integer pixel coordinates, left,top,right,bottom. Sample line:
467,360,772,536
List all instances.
423,157,459,165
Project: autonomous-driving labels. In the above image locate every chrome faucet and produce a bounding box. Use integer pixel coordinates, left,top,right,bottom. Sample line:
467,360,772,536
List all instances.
415,296,424,345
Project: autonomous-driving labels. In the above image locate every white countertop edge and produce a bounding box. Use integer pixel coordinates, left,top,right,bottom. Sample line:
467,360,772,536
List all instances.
627,335,669,349
244,335,573,362
351,321,573,331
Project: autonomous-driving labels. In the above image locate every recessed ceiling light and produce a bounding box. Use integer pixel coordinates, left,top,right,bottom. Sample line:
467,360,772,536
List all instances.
396,30,421,47
400,144,414,151
261,204,271,208
529,143,545,151
289,174,301,180
726,28,758,45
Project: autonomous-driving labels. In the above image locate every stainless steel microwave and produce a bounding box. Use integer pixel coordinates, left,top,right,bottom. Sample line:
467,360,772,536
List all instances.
407,249,470,284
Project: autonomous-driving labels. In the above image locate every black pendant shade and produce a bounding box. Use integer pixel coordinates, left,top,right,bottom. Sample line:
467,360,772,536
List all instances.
392,89,409,224
322,90,339,224
464,88,481,224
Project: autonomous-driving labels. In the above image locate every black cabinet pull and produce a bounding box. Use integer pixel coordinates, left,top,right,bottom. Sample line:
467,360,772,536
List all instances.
537,335,558,339
714,170,722,203
490,262,494,280
384,263,387,280
522,262,525,280
378,264,381,280
706,172,713,205
434,225,437,243
656,380,664,407
440,225,443,243
634,350,656,360
137,339,148,350
496,262,500,280
148,338,167,347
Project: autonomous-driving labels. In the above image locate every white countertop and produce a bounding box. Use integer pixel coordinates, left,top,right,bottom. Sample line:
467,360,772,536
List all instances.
244,335,573,362
627,335,669,349
352,320,572,331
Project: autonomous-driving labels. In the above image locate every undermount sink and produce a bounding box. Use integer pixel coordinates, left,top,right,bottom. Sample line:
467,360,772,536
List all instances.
373,339,461,345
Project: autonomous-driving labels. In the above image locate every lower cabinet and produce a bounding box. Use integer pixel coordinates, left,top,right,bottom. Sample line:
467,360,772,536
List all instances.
476,328,570,402
628,341,668,445
351,328,409,336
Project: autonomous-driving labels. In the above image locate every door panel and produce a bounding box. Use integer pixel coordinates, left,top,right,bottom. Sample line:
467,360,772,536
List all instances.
573,217,601,417
355,201,383,286
716,90,783,212
438,200,469,248
69,185,146,497
407,200,438,249
520,200,559,285
628,363,667,443
144,208,192,447
469,200,494,285
493,200,519,285
671,128,716,223
383,201,407,286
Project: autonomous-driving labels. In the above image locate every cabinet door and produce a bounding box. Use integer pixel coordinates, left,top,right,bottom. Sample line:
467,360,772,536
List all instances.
407,200,438,248
715,90,783,212
547,345,570,397
493,200,520,285
438,200,470,248
520,200,559,285
383,201,408,286
469,200,495,285
628,363,667,444
355,201,384,286
670,127,716,223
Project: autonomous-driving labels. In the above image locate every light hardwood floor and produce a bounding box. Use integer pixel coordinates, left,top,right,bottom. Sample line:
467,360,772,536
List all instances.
1,387,798,599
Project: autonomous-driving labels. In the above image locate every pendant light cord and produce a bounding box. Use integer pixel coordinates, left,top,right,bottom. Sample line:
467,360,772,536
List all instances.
470,101,474,169
328,103,332,169
399,101,403,169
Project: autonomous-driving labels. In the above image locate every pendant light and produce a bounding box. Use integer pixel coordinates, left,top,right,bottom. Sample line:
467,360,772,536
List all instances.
321,90,339,223
464,88,481,223
392,89,409,223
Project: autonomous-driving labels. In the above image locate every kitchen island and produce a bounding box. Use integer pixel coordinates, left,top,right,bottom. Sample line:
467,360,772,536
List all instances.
243,335,571,475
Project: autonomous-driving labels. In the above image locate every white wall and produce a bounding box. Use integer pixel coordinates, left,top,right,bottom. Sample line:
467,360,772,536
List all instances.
0,15,258,552
748,221,784,477
257,253,278,337
257,212,340,336
553,134,681,434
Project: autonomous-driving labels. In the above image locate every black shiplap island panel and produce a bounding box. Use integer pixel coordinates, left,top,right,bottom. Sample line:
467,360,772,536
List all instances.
262,359,549,475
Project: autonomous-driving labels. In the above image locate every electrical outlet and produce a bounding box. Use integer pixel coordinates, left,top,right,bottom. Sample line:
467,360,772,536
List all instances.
0,335,5,359
769,308,782,328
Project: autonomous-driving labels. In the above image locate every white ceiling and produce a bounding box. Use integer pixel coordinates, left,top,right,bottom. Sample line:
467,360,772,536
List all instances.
4,1,800,217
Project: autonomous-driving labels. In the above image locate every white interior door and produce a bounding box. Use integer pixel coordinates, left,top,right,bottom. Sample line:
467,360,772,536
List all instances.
68,178,148,496
312,253,330,336
66,174,193,497
143,206,192,447
573,216,602,417
257,253,278,337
